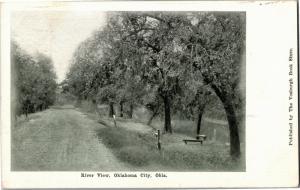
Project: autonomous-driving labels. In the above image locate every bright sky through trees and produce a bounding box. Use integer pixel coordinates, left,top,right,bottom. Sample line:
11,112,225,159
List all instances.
11,11,107,82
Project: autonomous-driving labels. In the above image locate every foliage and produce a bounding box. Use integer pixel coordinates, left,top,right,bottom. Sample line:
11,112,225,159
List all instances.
182,12,246,157
66,12,245,157
11,41,57,117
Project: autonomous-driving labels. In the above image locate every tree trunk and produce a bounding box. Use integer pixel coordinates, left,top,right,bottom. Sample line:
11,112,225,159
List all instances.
224,101,240,158
120,101,124,117
92,99,96,111
92,99,100,118
25,104,29,118
109,103,114,118
196,103,206,139
129,104,133,118
210,85,240,158
163,95,172,133
147,106,159,125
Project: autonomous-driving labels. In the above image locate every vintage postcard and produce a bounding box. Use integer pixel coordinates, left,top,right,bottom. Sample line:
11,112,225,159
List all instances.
1,1,298,188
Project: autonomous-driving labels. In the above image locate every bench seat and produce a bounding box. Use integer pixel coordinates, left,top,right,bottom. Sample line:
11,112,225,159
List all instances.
183,139,204,145
183,135,207,145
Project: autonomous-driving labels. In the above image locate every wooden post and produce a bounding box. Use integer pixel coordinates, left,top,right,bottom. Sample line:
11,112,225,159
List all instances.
157,129,161,150
113,115,117,127
213,128,217,141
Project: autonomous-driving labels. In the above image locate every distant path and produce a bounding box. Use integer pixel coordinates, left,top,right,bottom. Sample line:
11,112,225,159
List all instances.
12,105,130,171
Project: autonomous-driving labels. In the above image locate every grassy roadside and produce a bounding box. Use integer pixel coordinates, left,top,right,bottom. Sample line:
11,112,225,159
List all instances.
96,126,244,171
94,118,245,171
77,102,245,171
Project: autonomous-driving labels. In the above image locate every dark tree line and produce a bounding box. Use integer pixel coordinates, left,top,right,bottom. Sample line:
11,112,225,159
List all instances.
11,41,57,118
65,12,245,158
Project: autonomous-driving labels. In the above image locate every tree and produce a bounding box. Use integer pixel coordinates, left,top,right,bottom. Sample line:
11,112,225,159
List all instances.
180,12,246,158
173,64,215,138
114,12,187,133
66,22,126,117
11,41,57,118
65,12,245,159
35,53,57,110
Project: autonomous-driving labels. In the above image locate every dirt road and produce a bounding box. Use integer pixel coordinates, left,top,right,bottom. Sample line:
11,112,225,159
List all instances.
12,106,130,171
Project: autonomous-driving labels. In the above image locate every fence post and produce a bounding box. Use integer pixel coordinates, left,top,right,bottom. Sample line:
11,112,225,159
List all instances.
113,115,117,127
213,128,217,141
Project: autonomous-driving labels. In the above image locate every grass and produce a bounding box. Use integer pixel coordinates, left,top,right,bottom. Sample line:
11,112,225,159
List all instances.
79,101,245,171
96,126,245,171
97,127,160,167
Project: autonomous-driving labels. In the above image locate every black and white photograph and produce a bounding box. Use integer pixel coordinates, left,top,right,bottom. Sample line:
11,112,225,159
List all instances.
10,10,246,172
1,1,298,189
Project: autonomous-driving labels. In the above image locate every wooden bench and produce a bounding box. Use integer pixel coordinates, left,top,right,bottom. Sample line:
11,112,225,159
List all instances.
183,135,207,145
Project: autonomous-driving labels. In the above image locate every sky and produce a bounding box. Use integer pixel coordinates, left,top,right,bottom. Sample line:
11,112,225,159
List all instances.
11,11,107,82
